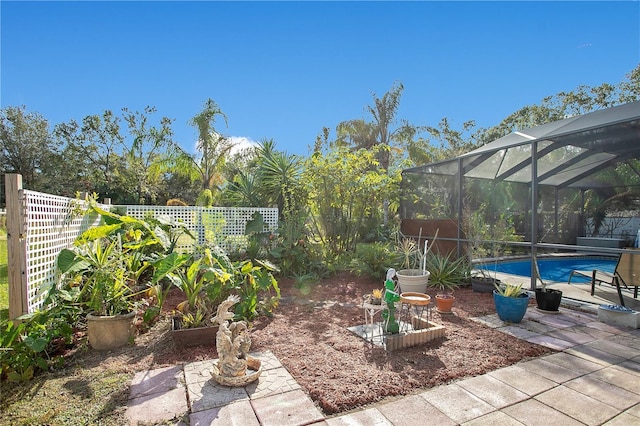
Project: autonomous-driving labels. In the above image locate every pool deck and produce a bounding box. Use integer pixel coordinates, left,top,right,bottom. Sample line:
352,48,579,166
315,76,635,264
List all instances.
489,270,640,312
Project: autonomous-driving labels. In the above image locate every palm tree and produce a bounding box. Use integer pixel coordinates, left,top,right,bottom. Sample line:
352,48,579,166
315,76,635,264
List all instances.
166,99,236,197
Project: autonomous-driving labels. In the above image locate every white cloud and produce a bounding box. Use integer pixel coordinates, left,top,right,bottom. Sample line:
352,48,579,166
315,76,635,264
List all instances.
228,136,260,156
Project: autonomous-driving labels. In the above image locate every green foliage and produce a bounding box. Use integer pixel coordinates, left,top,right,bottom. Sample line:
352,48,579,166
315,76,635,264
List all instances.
349,242,399,281
152,245,280,327
196,189,214,207
494,282,524,298
0,287,81,382
425,252,470,293
304,145,400,255
56,199,185,318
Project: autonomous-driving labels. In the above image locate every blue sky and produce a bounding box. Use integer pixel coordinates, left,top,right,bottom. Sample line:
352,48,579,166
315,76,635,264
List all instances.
2,1,639,157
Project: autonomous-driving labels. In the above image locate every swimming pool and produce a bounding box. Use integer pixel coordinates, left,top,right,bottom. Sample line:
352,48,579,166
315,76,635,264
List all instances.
478,257,617,283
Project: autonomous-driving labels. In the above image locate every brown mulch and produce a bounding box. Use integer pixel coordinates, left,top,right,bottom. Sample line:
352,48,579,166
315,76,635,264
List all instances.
68,272,552,416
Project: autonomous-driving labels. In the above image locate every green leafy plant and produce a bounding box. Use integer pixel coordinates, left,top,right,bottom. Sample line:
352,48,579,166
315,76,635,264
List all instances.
349,242,399,281
152,245,281,328
0,287,80,382
494,282,524,297
56,198,189,320
426,252,470,294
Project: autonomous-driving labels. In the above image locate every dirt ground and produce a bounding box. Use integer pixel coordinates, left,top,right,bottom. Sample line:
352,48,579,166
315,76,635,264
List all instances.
73,272,552,416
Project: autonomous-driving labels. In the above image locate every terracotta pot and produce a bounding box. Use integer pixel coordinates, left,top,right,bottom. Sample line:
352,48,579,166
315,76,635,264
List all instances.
435,294,455,314
171,316,218,348
87,311,135,351
396,269,430,294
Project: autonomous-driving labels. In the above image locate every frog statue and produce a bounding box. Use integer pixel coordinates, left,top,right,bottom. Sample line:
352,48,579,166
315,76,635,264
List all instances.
381,268,400,334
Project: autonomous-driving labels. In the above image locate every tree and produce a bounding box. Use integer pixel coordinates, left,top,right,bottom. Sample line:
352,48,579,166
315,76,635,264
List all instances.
304,145,400,255
53,110,127,201
167,99,235,202
122,106,175,204
0,106,57,191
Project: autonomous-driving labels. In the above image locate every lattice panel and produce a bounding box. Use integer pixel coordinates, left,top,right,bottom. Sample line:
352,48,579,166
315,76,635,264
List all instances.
16,195,278,314
22,191,102,313
123,206,279,252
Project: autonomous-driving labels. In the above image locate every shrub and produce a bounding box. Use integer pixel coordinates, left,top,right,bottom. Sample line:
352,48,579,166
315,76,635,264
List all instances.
349,242,399,281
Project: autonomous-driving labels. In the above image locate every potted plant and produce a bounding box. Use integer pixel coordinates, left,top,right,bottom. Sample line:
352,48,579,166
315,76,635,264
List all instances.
152,245,281,348
395,230,439,294
56,201,183,350
57,234,158,350
493,282,530,323
535,282,563,312
426,252,466,314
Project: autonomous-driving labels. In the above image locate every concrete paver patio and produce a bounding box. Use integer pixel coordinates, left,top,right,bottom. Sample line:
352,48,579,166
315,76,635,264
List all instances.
125,305,640,425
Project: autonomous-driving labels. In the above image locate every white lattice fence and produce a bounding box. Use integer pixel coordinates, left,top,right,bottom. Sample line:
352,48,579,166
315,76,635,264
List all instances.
20,191,103,316
122,206,279,253
5,173,279,318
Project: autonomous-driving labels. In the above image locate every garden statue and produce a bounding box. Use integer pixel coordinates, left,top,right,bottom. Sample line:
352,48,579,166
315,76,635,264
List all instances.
381,268,400,334
210,295,262,386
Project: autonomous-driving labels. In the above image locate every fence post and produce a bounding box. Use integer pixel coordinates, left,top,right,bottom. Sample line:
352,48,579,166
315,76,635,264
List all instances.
5,173,28,319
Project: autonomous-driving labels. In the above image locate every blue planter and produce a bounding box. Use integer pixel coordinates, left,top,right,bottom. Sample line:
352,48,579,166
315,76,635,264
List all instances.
493,290,530,323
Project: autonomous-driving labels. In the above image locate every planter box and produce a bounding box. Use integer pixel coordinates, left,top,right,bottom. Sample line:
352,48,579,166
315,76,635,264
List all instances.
172,317,218,348
598,305,640,329
384,319,445,351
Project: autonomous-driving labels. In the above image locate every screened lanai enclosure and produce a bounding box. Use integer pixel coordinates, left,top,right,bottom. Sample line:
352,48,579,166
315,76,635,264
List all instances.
400,100,640,289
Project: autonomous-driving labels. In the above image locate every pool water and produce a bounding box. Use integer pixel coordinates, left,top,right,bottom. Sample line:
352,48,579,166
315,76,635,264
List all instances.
479,257,617,283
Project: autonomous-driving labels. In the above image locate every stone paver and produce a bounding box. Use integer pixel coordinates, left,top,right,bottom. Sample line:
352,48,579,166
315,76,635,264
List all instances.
564,375,640,410
129,365,184,398
515,319,557,334
586,337,640,359
420,383,495,424
488,364,558,396
589,366,640,395
545,328,599,345
189,400,260,426
250,389,324,426
516,357,581,383
569,324,618,340
499,325,541,340
613,358,640,376
603,412,640,425
565,343,629,366
377,394,456,426
461,410,526,426
539,351,604,375
325,407,392,425
245,366,301,399
536,315,581,329
457,374,529,409
501,399,584,426
126,387,189,426
525,333,578,350
535,385,620,425
187,378,249,412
